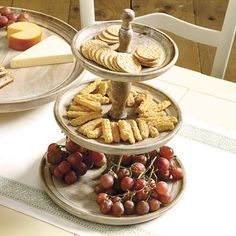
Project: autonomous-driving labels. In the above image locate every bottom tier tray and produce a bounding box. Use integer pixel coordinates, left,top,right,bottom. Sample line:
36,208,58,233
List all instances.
39,139,186,225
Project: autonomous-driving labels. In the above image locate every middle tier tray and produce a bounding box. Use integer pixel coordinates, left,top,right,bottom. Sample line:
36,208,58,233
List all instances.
54,79,182,155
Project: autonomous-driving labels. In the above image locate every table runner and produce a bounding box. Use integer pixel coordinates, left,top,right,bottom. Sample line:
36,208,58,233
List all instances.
1,115,236,236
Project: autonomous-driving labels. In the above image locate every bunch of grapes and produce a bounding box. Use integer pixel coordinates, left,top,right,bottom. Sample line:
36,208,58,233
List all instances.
0,7,29,28
46,138,107,185
95,146,183,217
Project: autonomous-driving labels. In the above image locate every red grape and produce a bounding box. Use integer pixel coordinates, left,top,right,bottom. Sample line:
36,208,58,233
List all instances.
111,196,121,203
133,178,146,191
154,157,170,172
120,154,132,166
90,151,106,167
156,169,170,181
171,166,183,180
53,166,64,180
148,198,160,212
124,200,135,215
100,174,114,189
0,15,8,27
100,199,113,214
158,193,171,204
132,154,147,166
96,192,108,205
58,161,71,174
47,144,63,165
131,162,146,177
5,13,17,21
159,146,174,160
64,170,78,185
67,152,83,167
136,200,150,215
74,162,87,176
116,168,131,179
120,176,134,191
65,139,83,153
112,201,124,217
150,190,159,199
155,181,169,195
135,188,149,202
82,154,94,169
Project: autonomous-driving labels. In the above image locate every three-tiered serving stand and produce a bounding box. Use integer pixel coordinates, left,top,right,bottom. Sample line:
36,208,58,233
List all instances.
40,9,186,225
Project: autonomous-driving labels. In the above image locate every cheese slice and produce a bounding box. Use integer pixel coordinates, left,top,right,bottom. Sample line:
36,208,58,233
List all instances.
7,22,42,51
10,35,75,68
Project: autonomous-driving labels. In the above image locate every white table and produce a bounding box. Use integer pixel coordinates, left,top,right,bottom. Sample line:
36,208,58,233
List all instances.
1,66,236,236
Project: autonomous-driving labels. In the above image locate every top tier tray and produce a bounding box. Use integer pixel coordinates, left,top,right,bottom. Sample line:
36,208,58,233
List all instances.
72,21,178,82
0,7,84,113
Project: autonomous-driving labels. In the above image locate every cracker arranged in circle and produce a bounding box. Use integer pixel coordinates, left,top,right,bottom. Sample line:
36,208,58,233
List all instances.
101,50,117,70
136,45,161,61
81,39,107,60
116,53,142,73
106,25,120,37
89,44,107,61
109,53,121,72
94,46,111,65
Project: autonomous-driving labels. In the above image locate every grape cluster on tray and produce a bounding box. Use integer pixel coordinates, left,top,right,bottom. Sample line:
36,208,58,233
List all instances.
46,138,106,185
95,146,183,217
0,7,29,28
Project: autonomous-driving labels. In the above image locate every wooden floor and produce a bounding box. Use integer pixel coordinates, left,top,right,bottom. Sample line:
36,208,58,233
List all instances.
1,0,235,82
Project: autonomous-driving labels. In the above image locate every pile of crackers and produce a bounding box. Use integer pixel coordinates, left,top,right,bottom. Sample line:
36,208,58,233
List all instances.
66,80,178,144
80,24,161,73
0,66,14,89
133,45,161,68
81,39,141,73
95,25,119,45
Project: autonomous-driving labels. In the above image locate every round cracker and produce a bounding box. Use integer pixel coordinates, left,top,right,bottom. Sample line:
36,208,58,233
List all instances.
136,45,161,61
97,33,119,45
109,54,121,72
141,60,160,68
101,50,117,70
81,39,107,60
102,30,119,40
94,46,111,65
89,44,107,61
133,51,159,67
116,53,142,73
106,25,120,37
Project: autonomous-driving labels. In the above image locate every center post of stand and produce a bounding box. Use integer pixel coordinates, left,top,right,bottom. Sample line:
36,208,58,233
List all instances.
109,9,135,120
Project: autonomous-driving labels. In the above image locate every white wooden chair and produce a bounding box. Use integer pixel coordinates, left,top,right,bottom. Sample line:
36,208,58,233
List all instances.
79,0,236,79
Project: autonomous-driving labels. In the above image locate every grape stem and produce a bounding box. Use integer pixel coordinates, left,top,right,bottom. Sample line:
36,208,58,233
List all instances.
116,155,123,172
139,156,158,178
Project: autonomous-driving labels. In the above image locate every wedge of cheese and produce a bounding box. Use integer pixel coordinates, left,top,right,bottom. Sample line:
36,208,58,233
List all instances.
10,35,75,68
7,22,42,51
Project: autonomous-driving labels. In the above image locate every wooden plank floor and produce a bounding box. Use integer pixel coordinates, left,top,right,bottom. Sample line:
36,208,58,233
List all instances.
0,0,235,82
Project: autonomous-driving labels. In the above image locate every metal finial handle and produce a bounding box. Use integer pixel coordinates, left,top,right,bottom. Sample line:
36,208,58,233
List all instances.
117,9,135,53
